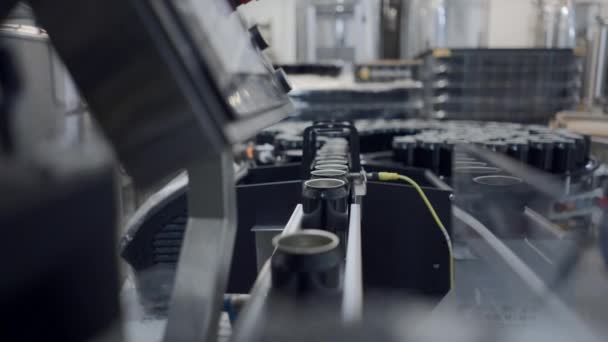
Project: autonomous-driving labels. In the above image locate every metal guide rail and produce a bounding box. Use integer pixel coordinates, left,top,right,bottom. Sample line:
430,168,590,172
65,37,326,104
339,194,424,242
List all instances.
229,121,452,341
121,120,453,341
118,118,608,341
232,121,367,340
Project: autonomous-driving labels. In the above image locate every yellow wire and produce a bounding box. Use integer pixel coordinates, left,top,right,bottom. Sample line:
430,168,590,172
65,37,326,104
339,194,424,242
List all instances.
377,172,455,289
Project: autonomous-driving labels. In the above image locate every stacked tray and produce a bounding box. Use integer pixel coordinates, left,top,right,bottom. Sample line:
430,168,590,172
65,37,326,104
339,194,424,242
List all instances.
419,49,583,123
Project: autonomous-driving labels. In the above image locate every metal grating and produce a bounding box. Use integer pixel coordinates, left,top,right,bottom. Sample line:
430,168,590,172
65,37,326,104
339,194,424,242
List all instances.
151,215,187,265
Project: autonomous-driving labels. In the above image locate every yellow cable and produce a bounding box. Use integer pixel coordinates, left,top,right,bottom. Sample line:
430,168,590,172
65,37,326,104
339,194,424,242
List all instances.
377,172,455,289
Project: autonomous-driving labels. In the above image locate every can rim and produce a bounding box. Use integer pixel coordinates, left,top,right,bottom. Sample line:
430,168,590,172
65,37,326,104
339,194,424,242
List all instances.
273,229,340,255
311,169,348,178
315,164,349,171
304,178,346,189
473,175,523,187
454,166,501,174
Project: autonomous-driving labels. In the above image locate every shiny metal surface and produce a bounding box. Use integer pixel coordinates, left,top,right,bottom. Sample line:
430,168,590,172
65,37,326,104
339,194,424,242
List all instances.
315,158,348,165
472,175,523,186
274,229,340,255
342,204,362,323
576,1,602,108
535,0,577,48
304,178,346,189
401,0,446,58
144,0,293,120
252,226,283,271
163,150,237,342
523,207,568,239
591,18,608,106
230,205,303,342
444,0,489,49
295,0,380,63
315,163,349,171
576,1,602,40
400,0,488,58
311,169,348,178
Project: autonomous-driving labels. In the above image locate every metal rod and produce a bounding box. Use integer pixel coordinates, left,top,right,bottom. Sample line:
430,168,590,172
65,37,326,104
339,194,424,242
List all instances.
594,19,608,103
523,207,567,239
423,169,452,191
453,206,549,297
342,203,362,323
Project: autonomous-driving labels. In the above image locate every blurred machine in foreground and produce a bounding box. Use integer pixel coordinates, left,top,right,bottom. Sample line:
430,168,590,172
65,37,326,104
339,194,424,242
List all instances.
0,1,292,341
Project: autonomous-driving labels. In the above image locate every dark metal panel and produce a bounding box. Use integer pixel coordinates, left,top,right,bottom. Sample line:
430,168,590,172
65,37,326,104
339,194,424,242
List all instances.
28,0,224,186
362,181,451,298
0,1,18,20
0,143,121,342
229,180,302,293
27,0,292,187
238,163,301,185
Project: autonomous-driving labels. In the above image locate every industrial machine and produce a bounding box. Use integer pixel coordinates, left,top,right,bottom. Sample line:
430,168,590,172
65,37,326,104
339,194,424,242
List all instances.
1,1,608,342
118,117,605,341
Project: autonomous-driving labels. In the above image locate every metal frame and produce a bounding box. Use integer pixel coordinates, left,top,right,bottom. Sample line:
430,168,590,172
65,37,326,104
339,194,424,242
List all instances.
164,149,237,342
26,0,292,187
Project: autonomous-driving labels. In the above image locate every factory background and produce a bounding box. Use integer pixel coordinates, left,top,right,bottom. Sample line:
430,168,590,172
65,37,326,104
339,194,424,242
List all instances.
238,0,608,63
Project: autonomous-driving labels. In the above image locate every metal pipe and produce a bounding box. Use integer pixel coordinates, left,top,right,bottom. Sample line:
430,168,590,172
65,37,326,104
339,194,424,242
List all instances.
424,169,452,191
593,18,608,104
523,207,568,239
535,0,576,48
342,204,362,323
